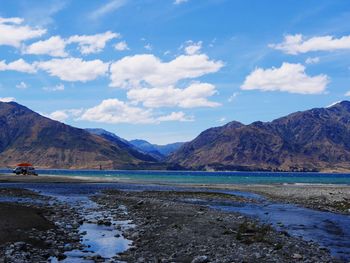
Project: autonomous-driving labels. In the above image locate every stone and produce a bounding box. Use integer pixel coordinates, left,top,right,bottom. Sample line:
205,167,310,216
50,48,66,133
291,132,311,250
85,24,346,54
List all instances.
292,253,303,259
191,255,209,263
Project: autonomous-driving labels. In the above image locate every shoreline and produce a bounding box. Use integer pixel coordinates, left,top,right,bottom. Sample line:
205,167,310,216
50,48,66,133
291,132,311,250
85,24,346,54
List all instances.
1,173,349,214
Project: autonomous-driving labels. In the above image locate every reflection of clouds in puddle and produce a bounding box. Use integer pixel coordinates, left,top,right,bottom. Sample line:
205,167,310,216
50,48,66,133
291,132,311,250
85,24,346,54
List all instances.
80,222,132,258
210,202,350,261
37,191,134,262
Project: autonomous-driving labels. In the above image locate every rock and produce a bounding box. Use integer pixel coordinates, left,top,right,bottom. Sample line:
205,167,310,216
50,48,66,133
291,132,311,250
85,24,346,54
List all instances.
292,253,303,259
191,255,209,263
137,200,145,205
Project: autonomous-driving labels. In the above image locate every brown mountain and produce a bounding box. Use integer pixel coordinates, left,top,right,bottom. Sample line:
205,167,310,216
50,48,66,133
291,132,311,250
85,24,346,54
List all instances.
169,101,350,172
0,101,159,169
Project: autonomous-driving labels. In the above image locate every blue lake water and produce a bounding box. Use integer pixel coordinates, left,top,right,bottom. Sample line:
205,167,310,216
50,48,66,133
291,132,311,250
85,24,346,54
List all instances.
1,169,350,184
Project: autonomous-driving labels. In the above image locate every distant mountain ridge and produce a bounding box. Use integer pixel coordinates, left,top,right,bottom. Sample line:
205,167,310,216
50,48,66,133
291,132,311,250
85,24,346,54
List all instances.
169,101,350,172
2,101,350,172
129,139,185,160
0,102,158,169
85,129,157,162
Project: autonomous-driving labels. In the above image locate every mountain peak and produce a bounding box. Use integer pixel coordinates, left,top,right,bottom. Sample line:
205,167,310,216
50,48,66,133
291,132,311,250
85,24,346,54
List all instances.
169,103,350,172
0,103,158,169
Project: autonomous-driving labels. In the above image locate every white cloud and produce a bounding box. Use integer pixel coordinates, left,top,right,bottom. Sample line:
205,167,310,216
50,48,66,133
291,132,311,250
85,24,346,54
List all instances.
241,62,329,94
16,81,28,89
305,57,320,65
127,82,220,108
45,108,83,122
228,92,239,102
0,59,36,73
23,36,68,57
80,98,156,124
174,0,188,4
0,16,46,47
89,0,127,20
184,41,202,55
218,117,226,123
48,99,194,124
0,97,15,102
43,83,65,92
49,110,69,122
270,34,350,55
345,91,350,97
0,17,23,24
144,43,152,51
114,41,129,51
68,31,119,54
109,53,223,88
157,111,194,122
21,1,67,27
36,58,109,82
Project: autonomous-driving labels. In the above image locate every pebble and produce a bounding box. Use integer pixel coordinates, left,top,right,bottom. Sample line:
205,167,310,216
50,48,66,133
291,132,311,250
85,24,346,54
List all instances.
191,255,209,263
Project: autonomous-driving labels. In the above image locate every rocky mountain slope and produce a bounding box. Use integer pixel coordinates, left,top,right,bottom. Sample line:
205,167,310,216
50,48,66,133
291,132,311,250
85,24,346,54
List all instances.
86,129,157,162
0,102,158,169
169,101,350,172
130,139,184,160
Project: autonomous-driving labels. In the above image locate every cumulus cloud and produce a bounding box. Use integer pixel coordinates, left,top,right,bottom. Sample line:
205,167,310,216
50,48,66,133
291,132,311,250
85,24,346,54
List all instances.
46,108,83,122
49,110,69,122
184,41,202,55
0,59,36,73
270,34,350,55
228,92,239,102
0,16,46,47
241,63,329,94
127,82,220,108
144,43,152,51
0,97,15,102
345,91,350,97
67,31,119,54
114,41,129,51
36,58,109,82
157,111,194,122
305,57,320,65
23,36,68,57
80,99,195,124
174,0,188,4
80,98,156,124
43,83,65,92
109,53,223,88
89,0,127,20
16,81,28,89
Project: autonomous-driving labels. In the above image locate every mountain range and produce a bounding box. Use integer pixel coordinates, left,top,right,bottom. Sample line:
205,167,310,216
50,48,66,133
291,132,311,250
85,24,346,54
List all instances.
129,140,184,160
169,101,350,172
1,101,350,172
0,102,160,169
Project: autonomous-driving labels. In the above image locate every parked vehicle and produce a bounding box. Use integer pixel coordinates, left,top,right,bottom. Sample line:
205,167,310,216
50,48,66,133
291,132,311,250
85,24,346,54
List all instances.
13,163,38,176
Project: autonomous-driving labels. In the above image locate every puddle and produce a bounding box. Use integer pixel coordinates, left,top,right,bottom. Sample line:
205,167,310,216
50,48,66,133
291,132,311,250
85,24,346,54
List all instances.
49,196,134,262
0,184,134,262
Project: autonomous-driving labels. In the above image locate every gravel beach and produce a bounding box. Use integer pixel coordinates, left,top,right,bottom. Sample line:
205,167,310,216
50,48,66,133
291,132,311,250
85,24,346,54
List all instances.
0,175,348,262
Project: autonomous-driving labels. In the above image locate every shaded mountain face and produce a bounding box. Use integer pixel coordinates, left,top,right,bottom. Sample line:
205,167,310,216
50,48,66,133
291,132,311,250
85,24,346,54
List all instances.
86,129,157,162
129,139,185,160
0,102,158,169
169,101,350,172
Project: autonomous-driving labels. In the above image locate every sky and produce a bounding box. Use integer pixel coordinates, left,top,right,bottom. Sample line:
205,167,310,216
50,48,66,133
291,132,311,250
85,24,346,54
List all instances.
0,0,350,144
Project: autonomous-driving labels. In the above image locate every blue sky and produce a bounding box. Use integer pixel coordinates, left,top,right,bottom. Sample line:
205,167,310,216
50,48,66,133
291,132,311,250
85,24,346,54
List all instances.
0,0,350,144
